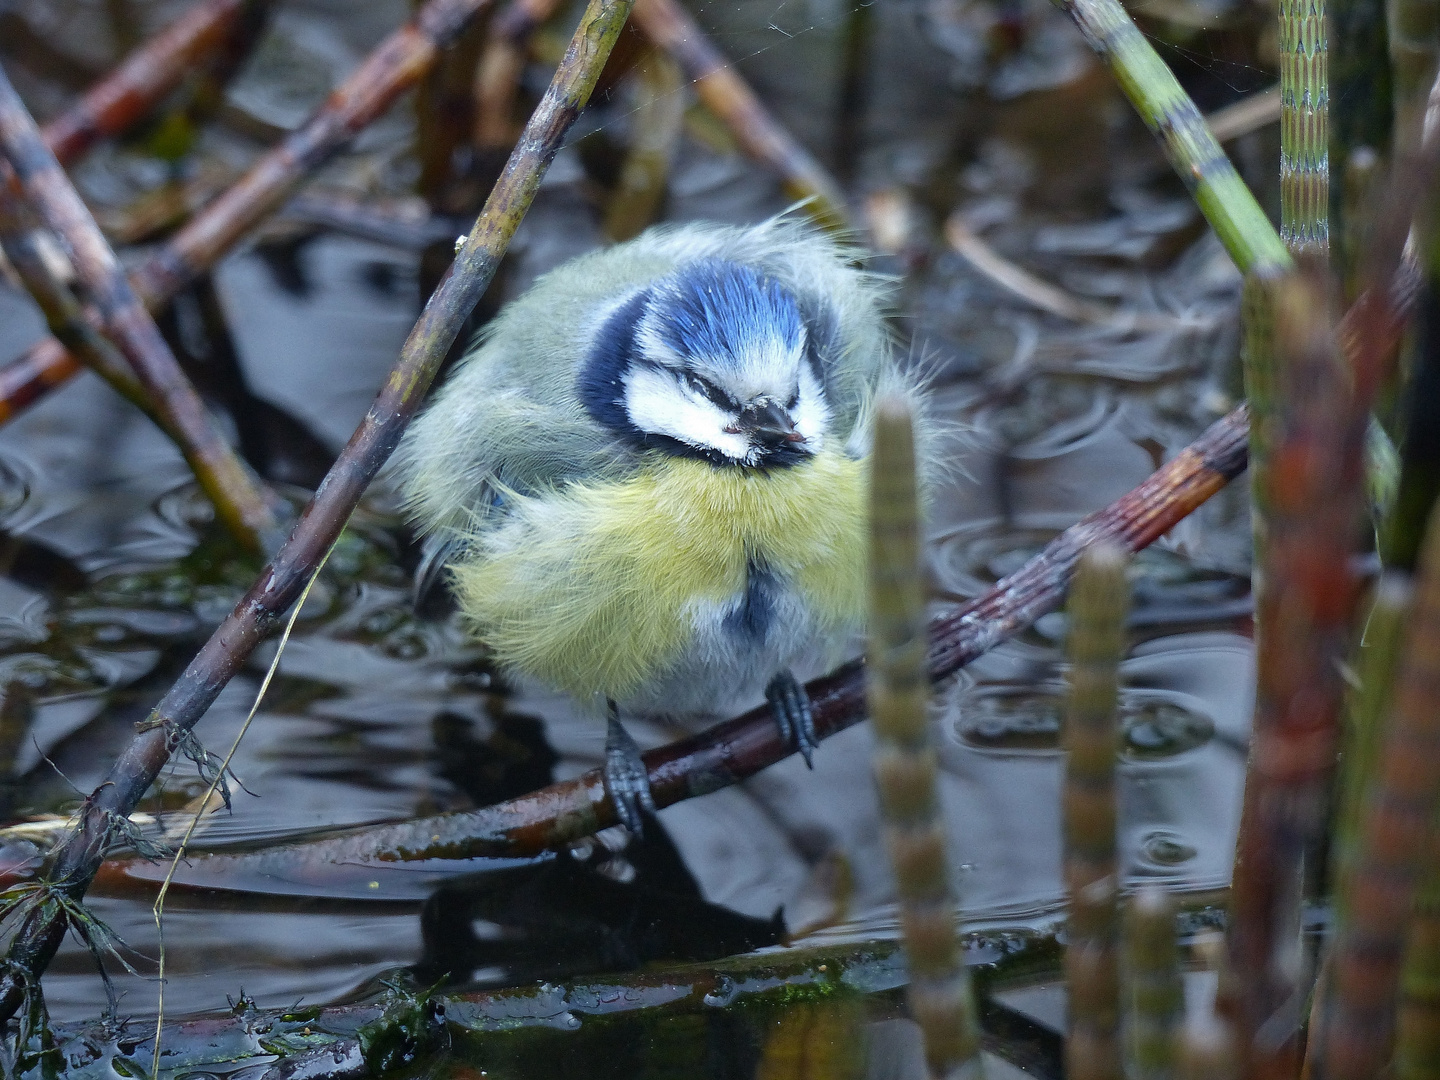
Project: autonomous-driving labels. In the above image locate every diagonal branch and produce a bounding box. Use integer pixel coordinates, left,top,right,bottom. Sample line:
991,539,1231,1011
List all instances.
0,0,638,1026
42,0,275,167
0,0,504,425
0,63,281,555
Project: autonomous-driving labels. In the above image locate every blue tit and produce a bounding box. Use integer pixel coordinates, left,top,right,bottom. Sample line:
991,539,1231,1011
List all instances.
395,215,927,833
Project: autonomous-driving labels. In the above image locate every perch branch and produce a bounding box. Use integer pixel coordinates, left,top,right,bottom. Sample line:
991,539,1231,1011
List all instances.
0,0,638,1025
95,404,1251,891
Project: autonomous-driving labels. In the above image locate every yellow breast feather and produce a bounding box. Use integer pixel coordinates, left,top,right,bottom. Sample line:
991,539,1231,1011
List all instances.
449,449,868,704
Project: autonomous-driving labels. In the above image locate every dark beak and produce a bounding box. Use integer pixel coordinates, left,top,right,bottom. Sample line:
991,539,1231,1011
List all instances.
740,401,804,447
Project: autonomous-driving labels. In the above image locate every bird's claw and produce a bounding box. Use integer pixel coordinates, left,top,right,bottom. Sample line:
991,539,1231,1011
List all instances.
766,670,818,768
604,712,656,836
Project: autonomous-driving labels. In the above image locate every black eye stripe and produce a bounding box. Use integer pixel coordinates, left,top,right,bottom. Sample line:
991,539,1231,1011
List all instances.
680,371,737,409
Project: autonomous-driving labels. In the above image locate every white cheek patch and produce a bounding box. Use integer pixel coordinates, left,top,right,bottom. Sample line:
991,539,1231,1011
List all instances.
622,365,750,461
791,360,830,452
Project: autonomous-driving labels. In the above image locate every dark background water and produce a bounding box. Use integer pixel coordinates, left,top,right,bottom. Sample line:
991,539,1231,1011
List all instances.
0,0,1272,1064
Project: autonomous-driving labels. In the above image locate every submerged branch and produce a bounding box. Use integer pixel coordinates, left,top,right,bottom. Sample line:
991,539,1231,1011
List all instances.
0,0,638,1024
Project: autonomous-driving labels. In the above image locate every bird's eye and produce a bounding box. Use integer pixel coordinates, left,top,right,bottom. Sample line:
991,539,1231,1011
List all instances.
683,373,708,396
786,390,800,409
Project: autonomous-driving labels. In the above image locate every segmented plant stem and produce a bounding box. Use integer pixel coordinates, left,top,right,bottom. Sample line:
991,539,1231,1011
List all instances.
1334,577,1412,868
1062,542,1128,1080
1228,271,1366,1078
1127,888,1183,1080
1280,0,1329,256
1240,269,1281,608
1049,0,1293,275
0,0,638,1024
0,63,279,555
1324,510,1440,1077
867,395,982,1080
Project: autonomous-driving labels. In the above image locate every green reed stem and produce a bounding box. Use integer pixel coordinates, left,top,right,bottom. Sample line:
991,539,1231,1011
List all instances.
1398,893,1440,1080
1280,0,1330,257
1335,576,1412,868
1051,0,1293,274
1062,541,1129,1080
1127,888,1183,1080
868,395,982,1080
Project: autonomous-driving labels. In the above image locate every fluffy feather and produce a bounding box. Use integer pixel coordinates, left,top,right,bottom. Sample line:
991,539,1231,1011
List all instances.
393,215,932,717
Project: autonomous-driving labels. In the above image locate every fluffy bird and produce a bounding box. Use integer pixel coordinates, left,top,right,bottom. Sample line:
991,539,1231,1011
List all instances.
396,216,925,833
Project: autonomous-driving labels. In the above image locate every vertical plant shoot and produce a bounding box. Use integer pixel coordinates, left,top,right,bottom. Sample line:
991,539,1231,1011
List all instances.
1062,540,1129,1080
867,394,982,1080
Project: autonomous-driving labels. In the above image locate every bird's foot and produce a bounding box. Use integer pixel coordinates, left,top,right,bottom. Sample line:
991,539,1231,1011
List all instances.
604,710,656,836
766,670,818,768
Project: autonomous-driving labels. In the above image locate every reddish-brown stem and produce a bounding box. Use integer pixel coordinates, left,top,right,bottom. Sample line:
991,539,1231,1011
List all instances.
41,0,273,167
0,62,279,554
1227,271,1368,1080
0,0,637,1025
1323,560,1440,1078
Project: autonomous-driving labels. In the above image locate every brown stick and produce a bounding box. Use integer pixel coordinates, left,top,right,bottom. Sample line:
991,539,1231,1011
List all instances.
1227,270,1367,1080
0,62,280,555
41,0,272,167
630,0,850,232
1323,559,1440,1078
0,189,152,418
91,404,1249,893
0,0,503,420
0,0,637,1025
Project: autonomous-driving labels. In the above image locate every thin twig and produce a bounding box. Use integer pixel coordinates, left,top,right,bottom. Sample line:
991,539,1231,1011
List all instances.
944,214,1196,332
0,0,638,1025
1206,86,1282,143
0,63,280,554
631,0,851,232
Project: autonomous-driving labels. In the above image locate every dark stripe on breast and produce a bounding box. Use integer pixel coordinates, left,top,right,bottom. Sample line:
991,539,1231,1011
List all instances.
723,561,776,643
